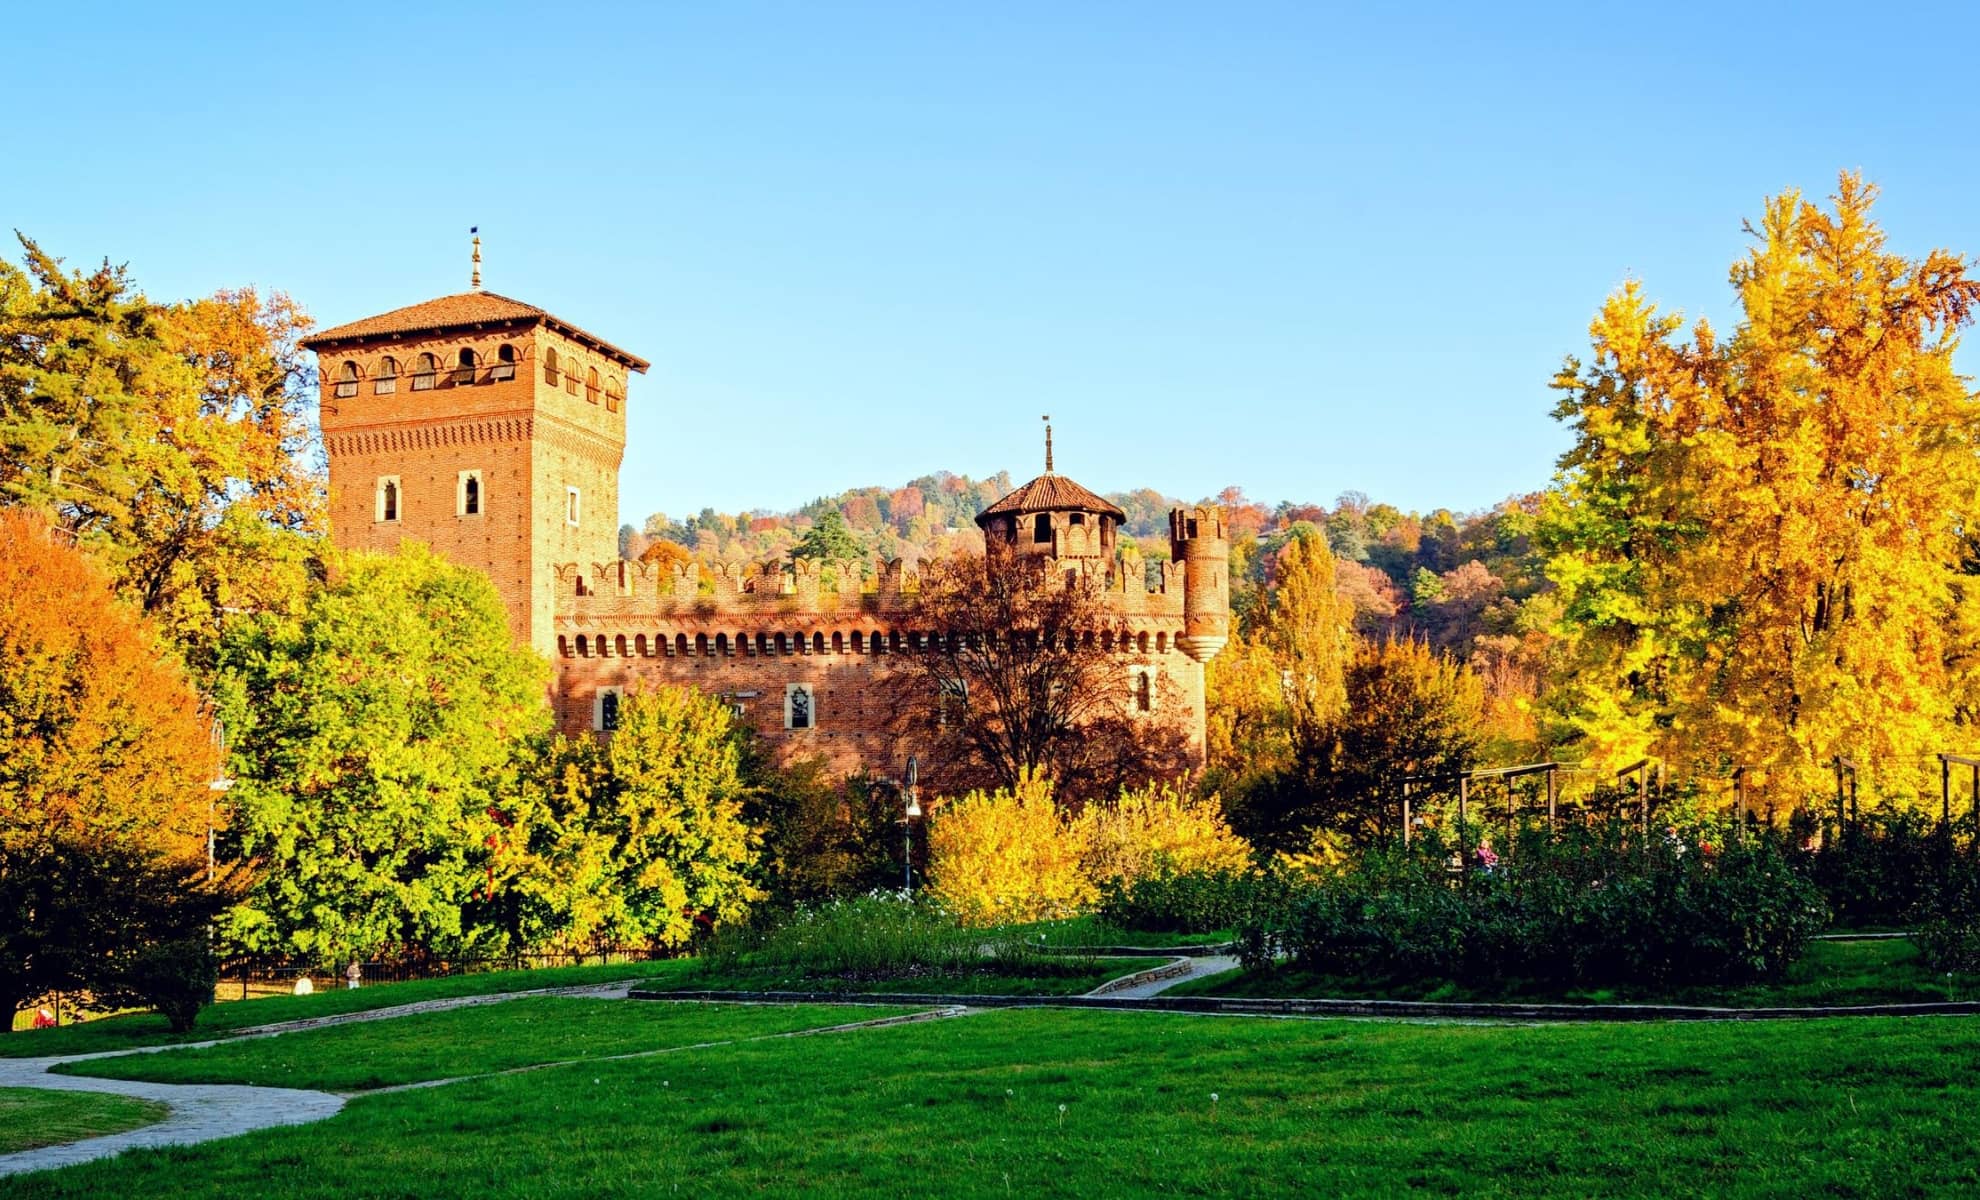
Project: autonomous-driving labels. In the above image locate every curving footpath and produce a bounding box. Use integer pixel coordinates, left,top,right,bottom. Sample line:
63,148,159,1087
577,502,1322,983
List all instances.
0,978,646,1180
0,1049,344,1179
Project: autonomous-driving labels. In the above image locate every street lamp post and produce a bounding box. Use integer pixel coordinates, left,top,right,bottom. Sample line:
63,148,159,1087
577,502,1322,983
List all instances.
902,756,921,894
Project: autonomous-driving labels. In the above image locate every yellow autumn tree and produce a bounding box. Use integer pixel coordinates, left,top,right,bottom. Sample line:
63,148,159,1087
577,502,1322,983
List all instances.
1077,781,1252,887
1544,175,1980,804
925,772,1093,926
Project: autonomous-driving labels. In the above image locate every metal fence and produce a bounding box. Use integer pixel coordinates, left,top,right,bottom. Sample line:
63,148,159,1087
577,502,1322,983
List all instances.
216,948,677,1002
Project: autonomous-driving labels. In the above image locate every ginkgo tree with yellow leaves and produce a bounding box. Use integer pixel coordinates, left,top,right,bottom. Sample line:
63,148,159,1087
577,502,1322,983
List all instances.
1543,174,1980,804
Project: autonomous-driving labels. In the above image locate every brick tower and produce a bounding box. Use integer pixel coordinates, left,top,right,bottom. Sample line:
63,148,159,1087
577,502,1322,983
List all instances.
302,241,648,656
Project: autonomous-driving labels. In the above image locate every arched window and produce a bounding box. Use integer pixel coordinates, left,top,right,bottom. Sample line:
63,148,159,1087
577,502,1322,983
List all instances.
453,348,478,385
377,477,400,523
1069,512,1085,526
375,357,399,394
832,632,844,653
543,347,561,386
493,344,517,382
557,635,569,657
585,366,601,405
1135,669,1152,713
695,633,709,655
676,633,689,656
715,632,730,656
1034,513,1053,543
334,361,359,398
605,379,622,413
411,353,438,391
565,360,580,395
462,472,481,516
813,632,825,654
615,634,629,657
852,631,865,653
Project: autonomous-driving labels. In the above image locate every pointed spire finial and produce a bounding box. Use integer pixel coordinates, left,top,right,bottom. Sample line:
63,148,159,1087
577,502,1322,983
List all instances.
470,226,482,291
1043,414,1054,474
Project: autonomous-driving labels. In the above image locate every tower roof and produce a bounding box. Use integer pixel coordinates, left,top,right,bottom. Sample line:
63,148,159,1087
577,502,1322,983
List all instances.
303,291,649,372
976,473,1126,526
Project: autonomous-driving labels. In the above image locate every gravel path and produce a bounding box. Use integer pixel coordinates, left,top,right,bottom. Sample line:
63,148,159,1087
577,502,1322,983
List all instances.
0,979,642,1180
0,1053,343,1179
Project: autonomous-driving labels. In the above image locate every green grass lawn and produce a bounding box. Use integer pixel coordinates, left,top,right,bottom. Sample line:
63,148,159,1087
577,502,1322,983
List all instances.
54,998,922,1093
1006,916,1232,948
0,961,672,1060
0,1088,167,1156
9,1005,1980,1197
657,956,1173,996
1171,936,1980,1006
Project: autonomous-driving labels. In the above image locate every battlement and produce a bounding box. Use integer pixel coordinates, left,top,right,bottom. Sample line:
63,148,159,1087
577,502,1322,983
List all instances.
1169,503,1228,547
555,549,1192,621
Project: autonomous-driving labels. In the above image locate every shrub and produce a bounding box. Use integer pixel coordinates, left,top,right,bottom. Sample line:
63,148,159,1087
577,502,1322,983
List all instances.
1914,861,1980,974
104,937,219,1033
1078,782,1252,889
928,774,1261,928
698,892,1041,981
1802,809,1958,928
926,773,1094,926
1239,821,1829,988
1098,868,1294,936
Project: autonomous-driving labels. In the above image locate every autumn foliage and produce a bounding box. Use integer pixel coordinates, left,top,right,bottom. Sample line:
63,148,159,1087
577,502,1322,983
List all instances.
0,508,216,859
925,773,1252,926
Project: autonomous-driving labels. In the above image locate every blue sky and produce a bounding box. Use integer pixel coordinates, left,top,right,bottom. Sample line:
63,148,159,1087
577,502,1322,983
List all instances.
12,1,1980,524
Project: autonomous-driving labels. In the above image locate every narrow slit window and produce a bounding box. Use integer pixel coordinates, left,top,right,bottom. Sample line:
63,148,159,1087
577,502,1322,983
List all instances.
458,470,482,517
377,476,401,523
566,486,581,526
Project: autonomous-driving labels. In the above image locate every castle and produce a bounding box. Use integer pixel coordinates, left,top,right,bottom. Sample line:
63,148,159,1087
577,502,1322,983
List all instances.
302,255,1229,778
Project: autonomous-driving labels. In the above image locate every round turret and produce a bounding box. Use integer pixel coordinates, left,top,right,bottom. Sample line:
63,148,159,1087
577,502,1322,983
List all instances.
1170,505,1229,664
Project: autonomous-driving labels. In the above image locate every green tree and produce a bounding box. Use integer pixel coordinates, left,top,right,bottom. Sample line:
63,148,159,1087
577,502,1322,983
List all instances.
792,509,864,564
514,686,761,949
215,544,550,962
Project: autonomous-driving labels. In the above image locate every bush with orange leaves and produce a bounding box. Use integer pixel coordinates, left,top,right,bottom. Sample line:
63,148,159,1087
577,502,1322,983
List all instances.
0,509,217,860
926,772,1253,927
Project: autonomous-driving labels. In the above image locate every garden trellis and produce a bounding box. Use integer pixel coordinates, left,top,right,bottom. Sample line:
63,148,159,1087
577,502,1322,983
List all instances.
1398,761,1571,859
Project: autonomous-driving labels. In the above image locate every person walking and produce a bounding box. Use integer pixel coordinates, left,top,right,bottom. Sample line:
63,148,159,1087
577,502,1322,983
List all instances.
345,959,362,990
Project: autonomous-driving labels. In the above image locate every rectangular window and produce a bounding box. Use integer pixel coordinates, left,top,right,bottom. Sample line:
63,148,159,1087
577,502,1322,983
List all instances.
594,687,623,732
784,683,816,730
566,486,581,526
375,476,402,523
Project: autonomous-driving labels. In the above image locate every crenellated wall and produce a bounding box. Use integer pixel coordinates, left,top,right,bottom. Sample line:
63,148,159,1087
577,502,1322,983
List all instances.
549,540,1217,771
